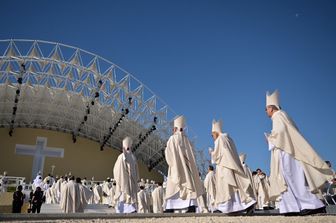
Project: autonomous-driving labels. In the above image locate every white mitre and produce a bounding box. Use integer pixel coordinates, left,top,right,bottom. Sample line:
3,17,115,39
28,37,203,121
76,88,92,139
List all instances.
174,115,186,129
122,136,133,149
266,90,280,109
212,119,222,133
239,153,247,164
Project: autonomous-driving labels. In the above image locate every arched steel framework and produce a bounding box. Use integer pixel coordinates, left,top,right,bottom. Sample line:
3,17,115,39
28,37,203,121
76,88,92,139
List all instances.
0,39,206,176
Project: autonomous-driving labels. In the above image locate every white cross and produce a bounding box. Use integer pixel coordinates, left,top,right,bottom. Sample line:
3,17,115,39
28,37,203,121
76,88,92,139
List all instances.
15,137,64,180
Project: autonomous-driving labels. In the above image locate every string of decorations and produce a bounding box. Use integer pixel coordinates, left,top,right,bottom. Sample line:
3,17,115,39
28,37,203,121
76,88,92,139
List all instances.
148,148,166,171
72,79,103,143
131,116,157,153
100,97,132,151
9,62,25,136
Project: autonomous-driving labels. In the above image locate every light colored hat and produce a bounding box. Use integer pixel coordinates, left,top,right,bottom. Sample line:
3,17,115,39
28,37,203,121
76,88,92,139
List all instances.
212,119,222,133
266,90,280,109
174,115,186,129
122,136,133,149
239,153,246,163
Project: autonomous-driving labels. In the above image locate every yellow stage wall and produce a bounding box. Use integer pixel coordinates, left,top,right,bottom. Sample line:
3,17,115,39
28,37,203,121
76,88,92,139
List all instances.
0,128,163,183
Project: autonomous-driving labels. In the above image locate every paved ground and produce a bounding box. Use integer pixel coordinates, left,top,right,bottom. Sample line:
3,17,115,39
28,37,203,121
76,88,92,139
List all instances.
1,204,335,222
0,213,336,223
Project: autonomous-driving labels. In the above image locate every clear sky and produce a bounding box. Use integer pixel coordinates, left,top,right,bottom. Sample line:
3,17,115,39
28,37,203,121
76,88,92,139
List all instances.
1,0,335,174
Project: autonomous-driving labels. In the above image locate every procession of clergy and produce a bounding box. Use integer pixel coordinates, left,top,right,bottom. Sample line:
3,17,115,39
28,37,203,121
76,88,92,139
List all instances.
23,90,336,215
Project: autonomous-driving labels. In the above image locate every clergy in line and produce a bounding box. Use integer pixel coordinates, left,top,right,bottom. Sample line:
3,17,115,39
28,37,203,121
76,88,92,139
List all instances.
113,136,139,213
209,120,256,214
239,154,257,201
254,168,271,210
204,165,216,212
152,182,164,213
164,115,204,213
137,185,148,213
60,176,87,213
265,90,333,215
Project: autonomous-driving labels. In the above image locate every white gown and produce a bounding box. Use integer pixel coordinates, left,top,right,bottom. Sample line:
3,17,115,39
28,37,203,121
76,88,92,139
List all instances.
278,150,324,213
116,192,137,213
216,192,255,213
165,192,197,211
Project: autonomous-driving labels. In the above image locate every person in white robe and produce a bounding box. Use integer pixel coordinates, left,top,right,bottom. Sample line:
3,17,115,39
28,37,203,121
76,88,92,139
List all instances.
265,90,334,215
82,185,93,206
209,120,256,214
113,136,139,213
53,176,64,203
204,165,216,212
108,181,117,208
93,182,103,204
150,180,156,191
75,177,91,213
43,174,53,186
32,175,44,191
42,180,50,191
196,189,209,213
102,178,112,205
239,154,257,201
164,115,204,213
195,173,209,213
254,169,271,210
45,184,58,204
50,183,59,204
137,186,148,213
145,179,152,212
0,171,8,192
59,177,68,205
321,161,336,204
60,176,82,213
152,182,164,213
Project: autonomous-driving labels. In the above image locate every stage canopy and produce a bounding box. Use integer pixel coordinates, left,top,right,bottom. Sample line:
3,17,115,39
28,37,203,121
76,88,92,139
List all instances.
0,39,206,176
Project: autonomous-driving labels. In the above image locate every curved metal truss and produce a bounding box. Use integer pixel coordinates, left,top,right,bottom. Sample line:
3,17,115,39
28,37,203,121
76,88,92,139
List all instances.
0,39,206,176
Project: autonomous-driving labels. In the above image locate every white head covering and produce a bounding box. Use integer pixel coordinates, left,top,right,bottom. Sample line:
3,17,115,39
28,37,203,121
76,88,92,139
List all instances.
122,136,133,150
266,90,280,109
239,153,246,164
212,119,222,133
174,115,186,129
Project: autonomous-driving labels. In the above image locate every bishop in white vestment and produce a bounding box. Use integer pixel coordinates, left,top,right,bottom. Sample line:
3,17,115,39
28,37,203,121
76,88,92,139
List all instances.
265,90,334,215
254,169,271,210
60,177,86,213
137,186,148,213
152,182,164,213
113,137,139,213
204,165,216,212
164,115,204,213
210,120,256,214
239,154,257,201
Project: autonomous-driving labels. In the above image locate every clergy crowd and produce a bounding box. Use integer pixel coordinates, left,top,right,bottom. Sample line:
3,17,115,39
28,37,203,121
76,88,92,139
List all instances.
6,90,336,215
24,171,164,214
161,90,334,216
162,90,334,215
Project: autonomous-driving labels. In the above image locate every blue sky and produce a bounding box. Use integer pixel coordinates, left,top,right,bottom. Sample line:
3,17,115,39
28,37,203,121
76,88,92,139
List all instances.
1,0,335,173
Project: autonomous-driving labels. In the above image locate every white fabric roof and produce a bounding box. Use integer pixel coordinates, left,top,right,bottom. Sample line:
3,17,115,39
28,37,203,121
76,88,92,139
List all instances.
0,40,204,174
